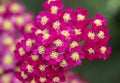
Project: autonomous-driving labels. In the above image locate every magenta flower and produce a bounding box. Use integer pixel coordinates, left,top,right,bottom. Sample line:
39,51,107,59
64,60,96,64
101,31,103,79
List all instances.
14,0,112,82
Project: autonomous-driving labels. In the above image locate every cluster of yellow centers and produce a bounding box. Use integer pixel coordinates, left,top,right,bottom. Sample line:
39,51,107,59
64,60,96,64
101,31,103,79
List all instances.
26,39,34,47
40,77,46,83
50,51,59,59
0,5,6,14
71,52,80,61
77,14,85,21
16,16,24,26
31,54,39,61
41,16,49,25
63,13,71,22
94,19,102,26
88,32,95,40
74,29,82,35
21,71,28,79
53,77,60,82
3,55,13,65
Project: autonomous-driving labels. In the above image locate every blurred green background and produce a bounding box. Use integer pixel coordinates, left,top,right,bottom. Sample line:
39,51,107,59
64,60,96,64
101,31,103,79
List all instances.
20,0,120,83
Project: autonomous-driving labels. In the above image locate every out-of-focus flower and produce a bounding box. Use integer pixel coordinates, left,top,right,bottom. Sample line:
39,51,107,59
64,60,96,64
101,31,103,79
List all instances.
14,0,111,83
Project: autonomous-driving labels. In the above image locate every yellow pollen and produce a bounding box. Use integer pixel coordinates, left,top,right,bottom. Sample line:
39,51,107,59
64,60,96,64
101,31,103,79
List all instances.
50,51,59,59
26,39,33,47
51,6,58,14
24,24,33,33
94,19,102,26
35,29,42,35
0,67,4,75
71,52,80,61
74,29,82,35
88,32,95,40
40,77,46,83
61,30,70,37
38,46,45,54
43,33,50,40
53,21,61,29
70,41,78,48
39,65,46,71
3,21,13,31
42,29,49,34
60,59,67,67
31,54,39,61
10,3,20,13
97,31,105,39
3,37,13,45
88,48,95,54
53,77,60,82
27,65,33,73
63,13,71,22
0,5,6,14
54,39,63,47
100,46,107,54
30,79,36,83
3,55,13,65
19,47,25,56
16,16,24,25
21,71,27,79
1,74,11,83
41,16,49,25
77,14,85,21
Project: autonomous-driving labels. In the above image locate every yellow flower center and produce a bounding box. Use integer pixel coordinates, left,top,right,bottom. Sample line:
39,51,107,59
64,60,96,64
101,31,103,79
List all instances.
100,46,107,54
63,13,71,22
35,29,42,35
16,16,24,25
38,46,46,54
31,54,39,61
3,37,13,45
54,39,63,47
71,52,80,61
94,19,102,26
77,14,85,21
30,79,36,83
50,51,59,59
26,39,33,47
3,55,13,65
40,77,46,83
53,21,61,29
3,21,13,31
61,30,70,37
24,24,33,33
74,29,82,35
41,16,49,25
21,71,27,79
51,6,58,14
27,65,33,73
10,3,20,13
39,65,46,71
19,47,25,56
53,77,60,82
1,74,11,83
97,31,105,39
88,48,95,54
88,32,95,40
70,41,78,48
43,33,50,40
60,59,67,67
0,5,6,14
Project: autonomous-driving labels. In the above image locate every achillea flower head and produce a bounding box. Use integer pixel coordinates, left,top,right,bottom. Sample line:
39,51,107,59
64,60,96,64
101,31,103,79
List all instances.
14,0,112,82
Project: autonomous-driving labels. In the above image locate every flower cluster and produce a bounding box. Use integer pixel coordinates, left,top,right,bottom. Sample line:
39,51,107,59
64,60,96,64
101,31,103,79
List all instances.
0,1,34,83
14,0,111,83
